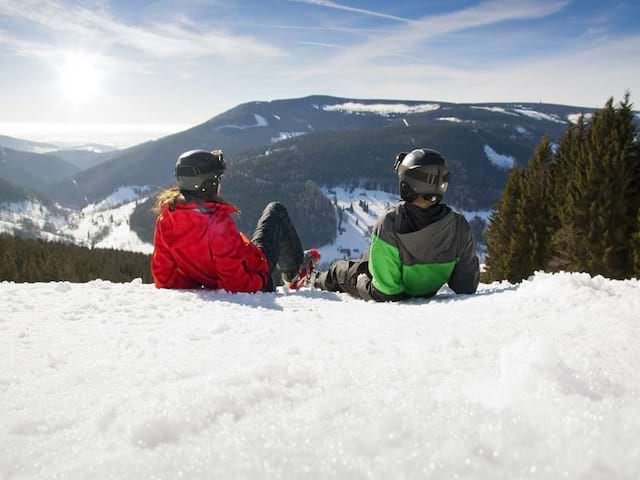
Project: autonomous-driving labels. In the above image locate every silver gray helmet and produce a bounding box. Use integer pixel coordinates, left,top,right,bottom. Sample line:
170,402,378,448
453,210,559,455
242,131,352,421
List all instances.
394,148,449,202
175,149,225,194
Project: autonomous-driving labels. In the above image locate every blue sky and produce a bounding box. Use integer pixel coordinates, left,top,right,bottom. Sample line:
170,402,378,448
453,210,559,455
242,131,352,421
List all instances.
0,0,638,126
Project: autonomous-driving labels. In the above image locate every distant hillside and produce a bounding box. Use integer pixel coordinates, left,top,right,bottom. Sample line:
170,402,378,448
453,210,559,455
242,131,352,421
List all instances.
0,134,59,153
49,95,595,207
0,146,80,195
131,121,531,248
48,148,120,170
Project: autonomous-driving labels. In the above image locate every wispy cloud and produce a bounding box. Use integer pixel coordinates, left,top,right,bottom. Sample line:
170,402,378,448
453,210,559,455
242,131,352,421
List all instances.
296,41,343,48
287,0,413,23
290,0,570,77
0,0,284,64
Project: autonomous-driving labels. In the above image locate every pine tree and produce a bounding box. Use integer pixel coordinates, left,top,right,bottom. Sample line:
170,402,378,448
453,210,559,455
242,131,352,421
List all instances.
519,136,554,272
551,95,640,279
484,168,527,282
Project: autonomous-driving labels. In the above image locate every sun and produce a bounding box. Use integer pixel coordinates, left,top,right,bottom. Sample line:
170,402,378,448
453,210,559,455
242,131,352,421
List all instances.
58,52,103,103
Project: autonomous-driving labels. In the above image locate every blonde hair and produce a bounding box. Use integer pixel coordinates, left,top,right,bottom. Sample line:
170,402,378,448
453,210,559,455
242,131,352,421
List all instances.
153,186,183,215
152,185,233,216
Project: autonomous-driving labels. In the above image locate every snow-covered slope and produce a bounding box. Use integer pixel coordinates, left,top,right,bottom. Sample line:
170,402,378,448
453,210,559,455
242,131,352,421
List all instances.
1,272,639,479
0,186,153,253
318,187,490,266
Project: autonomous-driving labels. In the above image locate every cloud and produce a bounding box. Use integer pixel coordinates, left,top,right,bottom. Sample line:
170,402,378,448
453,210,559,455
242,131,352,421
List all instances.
326,0,569,67
296,41,343,48
287,0,413,23
0,0,283,64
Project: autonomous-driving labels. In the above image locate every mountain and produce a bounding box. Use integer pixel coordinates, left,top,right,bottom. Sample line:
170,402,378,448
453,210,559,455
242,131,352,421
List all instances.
48,95,596,207
0,146,80,194
47,148,120,170
129,120,538,248
0,134,59,154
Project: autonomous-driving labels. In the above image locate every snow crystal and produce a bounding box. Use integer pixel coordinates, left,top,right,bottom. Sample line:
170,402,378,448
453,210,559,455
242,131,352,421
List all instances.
323,102,440,116
513,108,566,124
484,145,515,169
1,272,639,479
470,106,519,116
567,113,593,124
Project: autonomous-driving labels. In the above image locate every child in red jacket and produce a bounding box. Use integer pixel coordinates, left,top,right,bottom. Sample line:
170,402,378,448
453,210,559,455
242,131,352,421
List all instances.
152,149,319,292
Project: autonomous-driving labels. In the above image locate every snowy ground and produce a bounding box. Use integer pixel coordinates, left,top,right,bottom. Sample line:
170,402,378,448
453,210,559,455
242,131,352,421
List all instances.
1,272,639,479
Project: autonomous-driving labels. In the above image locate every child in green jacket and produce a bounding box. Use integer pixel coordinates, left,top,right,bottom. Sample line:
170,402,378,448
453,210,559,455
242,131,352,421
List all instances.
312,148,480,302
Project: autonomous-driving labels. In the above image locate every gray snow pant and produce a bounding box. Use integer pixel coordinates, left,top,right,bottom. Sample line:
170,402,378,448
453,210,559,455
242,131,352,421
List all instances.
251,202,304,291
314,259,370,297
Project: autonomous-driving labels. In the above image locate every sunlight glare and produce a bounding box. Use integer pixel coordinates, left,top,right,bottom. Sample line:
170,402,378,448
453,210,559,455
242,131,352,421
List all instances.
58,52,103,104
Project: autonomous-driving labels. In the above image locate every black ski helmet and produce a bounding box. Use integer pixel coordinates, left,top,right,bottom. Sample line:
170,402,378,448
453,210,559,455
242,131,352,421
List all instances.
394,148,449,203
175,149,226,195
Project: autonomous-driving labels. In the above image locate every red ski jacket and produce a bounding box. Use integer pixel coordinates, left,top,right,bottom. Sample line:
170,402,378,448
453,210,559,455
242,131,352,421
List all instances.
151,201,269,292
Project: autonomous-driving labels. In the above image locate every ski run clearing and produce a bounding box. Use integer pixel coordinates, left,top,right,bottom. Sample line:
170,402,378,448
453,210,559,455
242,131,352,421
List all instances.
1,272,639,479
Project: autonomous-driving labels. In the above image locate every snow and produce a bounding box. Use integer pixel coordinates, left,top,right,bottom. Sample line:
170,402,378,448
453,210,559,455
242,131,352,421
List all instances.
323,102,440,116
82,186,151,213
273,114,281,120
437,117,462,122
515,125,529,135
1,272,639,479
470,106,519,117
513,109,566,124
318,188,399,266
484,145,515,169
216,114,269,130
452,208,492,222
402,118,410,127
270,132,305,144
567,113,594,124
0,187,154,253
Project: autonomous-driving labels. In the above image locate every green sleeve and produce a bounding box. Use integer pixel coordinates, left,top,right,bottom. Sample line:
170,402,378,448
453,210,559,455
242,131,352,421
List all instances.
369,234,404,296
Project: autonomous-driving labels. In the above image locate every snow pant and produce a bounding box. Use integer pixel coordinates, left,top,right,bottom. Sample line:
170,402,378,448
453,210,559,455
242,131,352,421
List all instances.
251,202,304,292
314,258,370,297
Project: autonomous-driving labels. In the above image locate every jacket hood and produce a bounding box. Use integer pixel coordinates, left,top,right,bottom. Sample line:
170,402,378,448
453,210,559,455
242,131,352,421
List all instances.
396,211,458,265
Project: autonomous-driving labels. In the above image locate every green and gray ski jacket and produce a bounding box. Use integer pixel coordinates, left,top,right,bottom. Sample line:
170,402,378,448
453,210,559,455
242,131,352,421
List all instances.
356,204,480,302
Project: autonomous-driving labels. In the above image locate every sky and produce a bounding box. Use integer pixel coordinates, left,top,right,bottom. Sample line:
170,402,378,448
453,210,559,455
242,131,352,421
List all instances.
0,0,639,129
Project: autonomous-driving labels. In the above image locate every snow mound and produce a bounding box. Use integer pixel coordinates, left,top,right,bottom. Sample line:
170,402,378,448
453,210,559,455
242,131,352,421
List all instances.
513,108,566,124
1,272,639,479
323,102,440,116
484,145,515,169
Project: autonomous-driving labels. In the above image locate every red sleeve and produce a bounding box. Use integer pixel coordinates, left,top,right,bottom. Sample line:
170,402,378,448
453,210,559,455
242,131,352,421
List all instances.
151,218,200,289
210,216,268,293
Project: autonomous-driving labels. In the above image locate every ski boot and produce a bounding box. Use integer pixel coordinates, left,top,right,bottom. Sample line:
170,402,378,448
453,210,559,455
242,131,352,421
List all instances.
285,249,321,290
